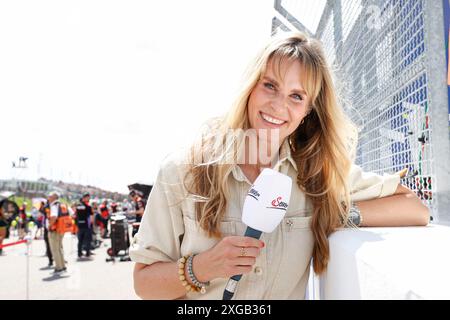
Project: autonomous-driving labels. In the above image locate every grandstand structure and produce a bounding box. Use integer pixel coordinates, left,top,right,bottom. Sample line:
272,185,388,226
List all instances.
0,178,125,202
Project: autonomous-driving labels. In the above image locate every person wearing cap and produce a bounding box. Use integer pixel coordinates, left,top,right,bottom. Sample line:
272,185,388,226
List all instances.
47,191,67,273
74,193,93,258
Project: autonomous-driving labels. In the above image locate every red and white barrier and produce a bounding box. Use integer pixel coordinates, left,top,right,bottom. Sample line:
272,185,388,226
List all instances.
0,239,27,249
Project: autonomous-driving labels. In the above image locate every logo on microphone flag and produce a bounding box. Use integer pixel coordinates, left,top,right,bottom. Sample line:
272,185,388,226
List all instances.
247,187,260,201
268,196,288,211
246,189,288,211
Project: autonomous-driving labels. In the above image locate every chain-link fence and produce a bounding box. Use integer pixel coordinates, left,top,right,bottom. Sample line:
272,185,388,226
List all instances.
273,0,450,223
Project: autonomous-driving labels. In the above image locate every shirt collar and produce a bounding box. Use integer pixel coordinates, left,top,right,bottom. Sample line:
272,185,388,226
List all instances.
230,138,298,183
278,138,298,172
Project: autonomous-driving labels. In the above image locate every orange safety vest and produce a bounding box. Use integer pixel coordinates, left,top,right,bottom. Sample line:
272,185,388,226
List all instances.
47,202,74,234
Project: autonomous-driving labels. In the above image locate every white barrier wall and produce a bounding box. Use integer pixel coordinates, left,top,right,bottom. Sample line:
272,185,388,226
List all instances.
316,224,450,299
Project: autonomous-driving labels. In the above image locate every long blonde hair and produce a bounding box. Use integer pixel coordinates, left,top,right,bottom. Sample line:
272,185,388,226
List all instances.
184,32,356,274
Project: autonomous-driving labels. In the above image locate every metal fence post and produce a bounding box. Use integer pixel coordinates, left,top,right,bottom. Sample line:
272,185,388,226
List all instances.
333,0,343,64
24,234,32,300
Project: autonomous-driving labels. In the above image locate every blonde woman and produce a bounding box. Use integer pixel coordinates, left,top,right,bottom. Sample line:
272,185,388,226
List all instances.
130,32,430,300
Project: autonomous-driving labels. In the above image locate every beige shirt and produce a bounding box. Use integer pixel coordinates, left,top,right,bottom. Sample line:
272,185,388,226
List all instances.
129,139,401,300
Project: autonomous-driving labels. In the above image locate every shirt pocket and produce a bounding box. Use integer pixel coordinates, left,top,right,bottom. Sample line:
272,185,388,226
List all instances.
272,215,315,295
181,214,237,255
283,215,312,230
285,208,311,218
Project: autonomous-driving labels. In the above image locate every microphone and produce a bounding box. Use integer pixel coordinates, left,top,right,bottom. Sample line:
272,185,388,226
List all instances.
222,168,292,300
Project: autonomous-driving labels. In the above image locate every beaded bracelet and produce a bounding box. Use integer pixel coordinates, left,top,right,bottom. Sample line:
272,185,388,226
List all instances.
177,255,200,293
186,254,210,294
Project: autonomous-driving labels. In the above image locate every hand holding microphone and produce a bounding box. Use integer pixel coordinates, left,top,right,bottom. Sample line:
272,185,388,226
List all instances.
192,235,265,284
187,168,292,298
222,168,293,300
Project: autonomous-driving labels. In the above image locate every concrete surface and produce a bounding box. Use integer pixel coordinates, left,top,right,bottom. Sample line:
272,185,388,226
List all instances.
0,232,139,300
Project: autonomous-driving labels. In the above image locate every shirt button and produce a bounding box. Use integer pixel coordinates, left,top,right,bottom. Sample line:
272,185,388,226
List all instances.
254,266,263,276
286,219,293,230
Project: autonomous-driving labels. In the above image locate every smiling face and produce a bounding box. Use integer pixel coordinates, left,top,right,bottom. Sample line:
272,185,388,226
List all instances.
247,57,311,145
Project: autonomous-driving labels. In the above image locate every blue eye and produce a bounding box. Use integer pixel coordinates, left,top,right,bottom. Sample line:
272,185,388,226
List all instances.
264,82,275,90
291,94,303,101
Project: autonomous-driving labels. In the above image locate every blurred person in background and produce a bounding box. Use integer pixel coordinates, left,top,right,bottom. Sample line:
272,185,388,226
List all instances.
74,193,93,258
90,199,102,249
41,200,53,267
32,204,43,239
47,191,66,273
130,191,146,223
68,203,76,216
0,199,20,253
129,190,147,238
0,206,7,255
110,202,119,214
122,199,132,220
99,199,110,238
17,202,28,239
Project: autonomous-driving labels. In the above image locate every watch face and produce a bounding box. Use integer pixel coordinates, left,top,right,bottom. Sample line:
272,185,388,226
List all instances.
348,209,360,226
354,214,360,226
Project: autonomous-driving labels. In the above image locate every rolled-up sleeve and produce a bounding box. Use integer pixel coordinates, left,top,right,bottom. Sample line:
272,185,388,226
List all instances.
349,164,401,202
129,157,186,265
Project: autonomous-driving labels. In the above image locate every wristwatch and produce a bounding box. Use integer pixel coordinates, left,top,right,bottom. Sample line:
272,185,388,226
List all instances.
348,203,363,227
